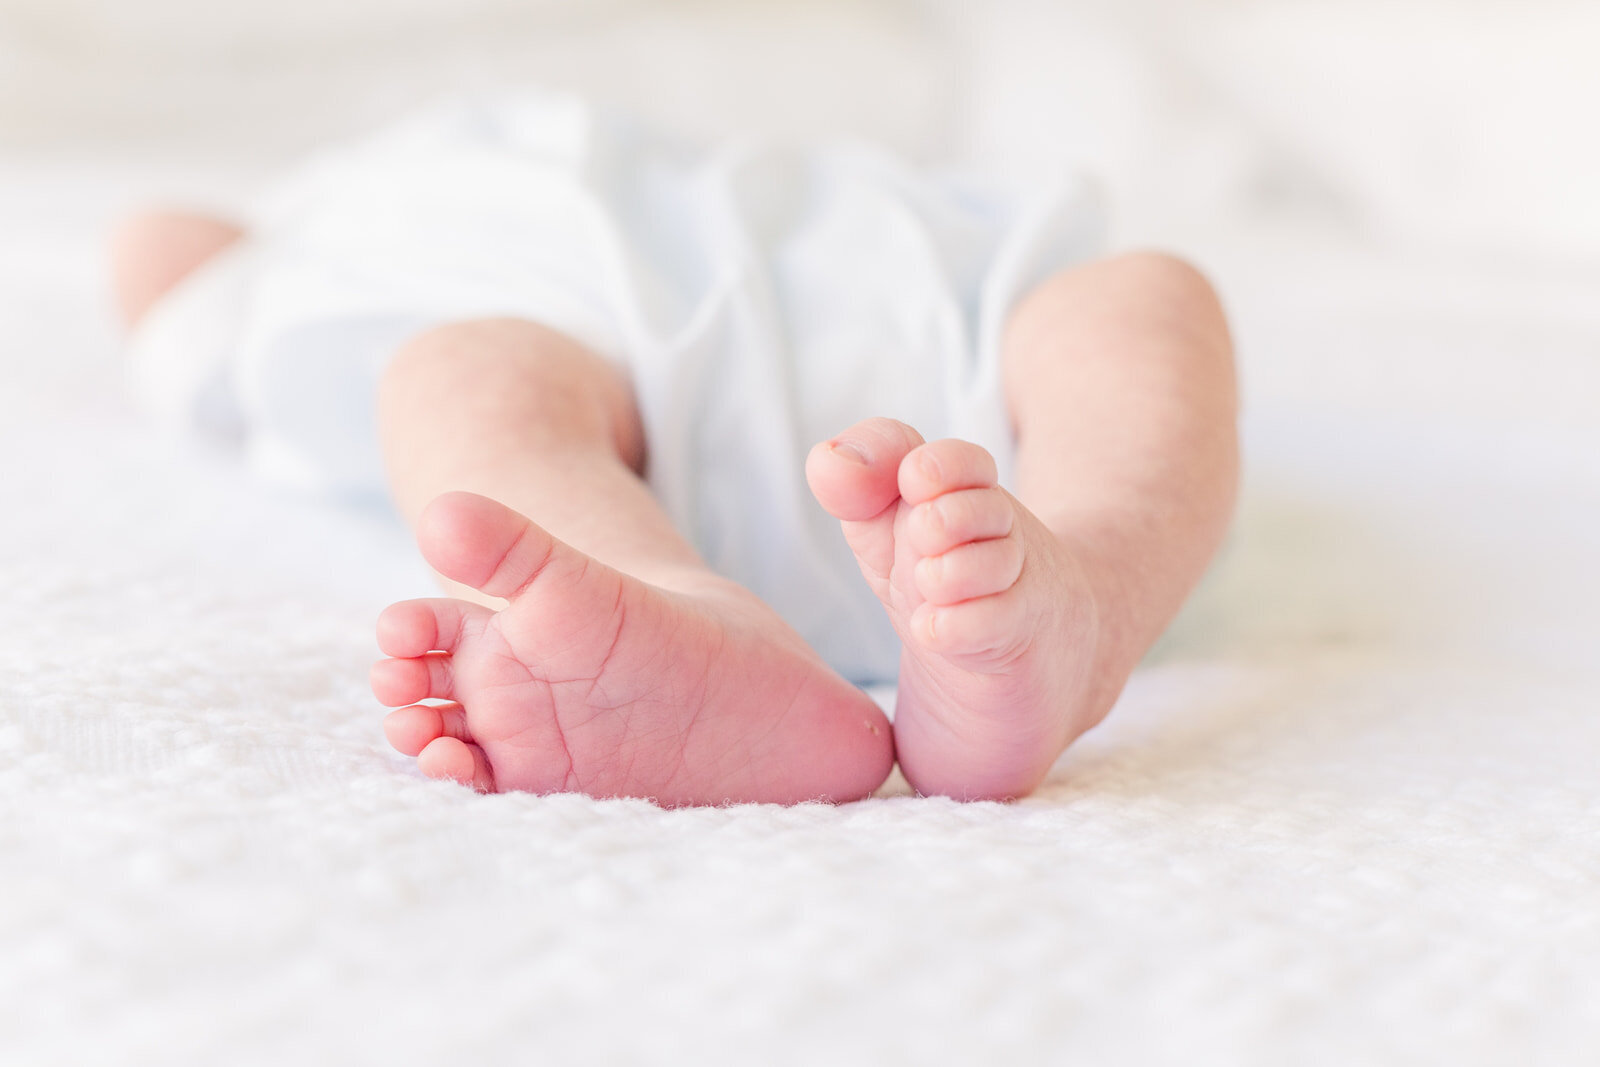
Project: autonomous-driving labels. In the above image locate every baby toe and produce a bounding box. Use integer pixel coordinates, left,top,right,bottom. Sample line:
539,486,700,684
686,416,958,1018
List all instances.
417,736,496,792
897,439,998,506
376,599,488,658
370,652,455,707
805,417,925,521
417,492,559,600
914,535,1026,606
906,487,1015,557
911,590,1031,658
383,701,469,757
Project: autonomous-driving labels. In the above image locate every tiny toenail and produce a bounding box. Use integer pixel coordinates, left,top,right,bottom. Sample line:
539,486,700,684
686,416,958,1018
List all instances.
830,440,870,464
919,452,941,481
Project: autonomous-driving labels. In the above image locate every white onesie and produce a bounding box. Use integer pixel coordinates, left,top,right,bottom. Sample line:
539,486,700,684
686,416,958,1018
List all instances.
128,90,1105,685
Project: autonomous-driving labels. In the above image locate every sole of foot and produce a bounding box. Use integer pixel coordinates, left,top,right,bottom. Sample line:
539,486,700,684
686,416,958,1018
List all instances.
806,417,1106,800
372,492,895,806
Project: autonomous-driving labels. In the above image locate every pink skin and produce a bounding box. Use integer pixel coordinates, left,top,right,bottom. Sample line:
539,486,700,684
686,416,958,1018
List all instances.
371,491,894,806
374,423,1100,805
363,253,1237,805
807,420,1101,800
110,210,245,326
114,208,1239,806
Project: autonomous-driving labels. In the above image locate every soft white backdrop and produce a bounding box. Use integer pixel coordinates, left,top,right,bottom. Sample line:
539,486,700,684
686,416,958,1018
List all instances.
4,0,1598,258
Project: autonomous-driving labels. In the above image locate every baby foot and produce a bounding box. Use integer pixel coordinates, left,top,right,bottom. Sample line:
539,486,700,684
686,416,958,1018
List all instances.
807,418,1106,799
372,492,893,806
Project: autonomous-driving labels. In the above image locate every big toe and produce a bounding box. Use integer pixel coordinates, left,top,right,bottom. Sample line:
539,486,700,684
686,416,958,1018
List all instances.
416,492,559,600
897,438,1000,506
805,417,925,521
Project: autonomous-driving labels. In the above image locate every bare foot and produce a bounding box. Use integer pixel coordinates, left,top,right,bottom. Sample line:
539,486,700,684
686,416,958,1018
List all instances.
806,418,1106,800
372,492,894,805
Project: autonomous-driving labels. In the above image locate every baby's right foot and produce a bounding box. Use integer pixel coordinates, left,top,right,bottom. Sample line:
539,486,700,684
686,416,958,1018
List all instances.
372,492,893,806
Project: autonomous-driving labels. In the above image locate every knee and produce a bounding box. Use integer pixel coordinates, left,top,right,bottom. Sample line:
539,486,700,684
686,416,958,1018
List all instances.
1108,247,1220,298
109,210,184,277
380,319,643,463
1014,250,1232,354
109,209,244,329
383,319,597,402
1106,251,1229,338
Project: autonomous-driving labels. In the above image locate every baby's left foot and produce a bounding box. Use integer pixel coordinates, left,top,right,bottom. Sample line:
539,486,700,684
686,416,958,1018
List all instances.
808,418,1112,799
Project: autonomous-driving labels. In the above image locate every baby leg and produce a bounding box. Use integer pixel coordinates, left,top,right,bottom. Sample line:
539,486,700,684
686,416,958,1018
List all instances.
110,210,245,328
371,320,894,803
808,252,1238,799
1002,251,1239,712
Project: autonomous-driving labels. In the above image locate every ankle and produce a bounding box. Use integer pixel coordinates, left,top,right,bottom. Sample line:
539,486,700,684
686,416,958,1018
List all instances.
628,562,740,598
1042,527,1144,719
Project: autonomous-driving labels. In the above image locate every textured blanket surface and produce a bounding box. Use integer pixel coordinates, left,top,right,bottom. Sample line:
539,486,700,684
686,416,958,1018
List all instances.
5,151,1600,1064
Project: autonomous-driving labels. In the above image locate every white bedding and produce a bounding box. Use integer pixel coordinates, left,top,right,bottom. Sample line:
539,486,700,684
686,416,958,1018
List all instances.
4,2,1600,1062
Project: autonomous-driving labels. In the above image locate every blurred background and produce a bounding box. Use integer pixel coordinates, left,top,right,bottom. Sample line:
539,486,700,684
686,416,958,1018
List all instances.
3,0,1598,260
3,0,1597,444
